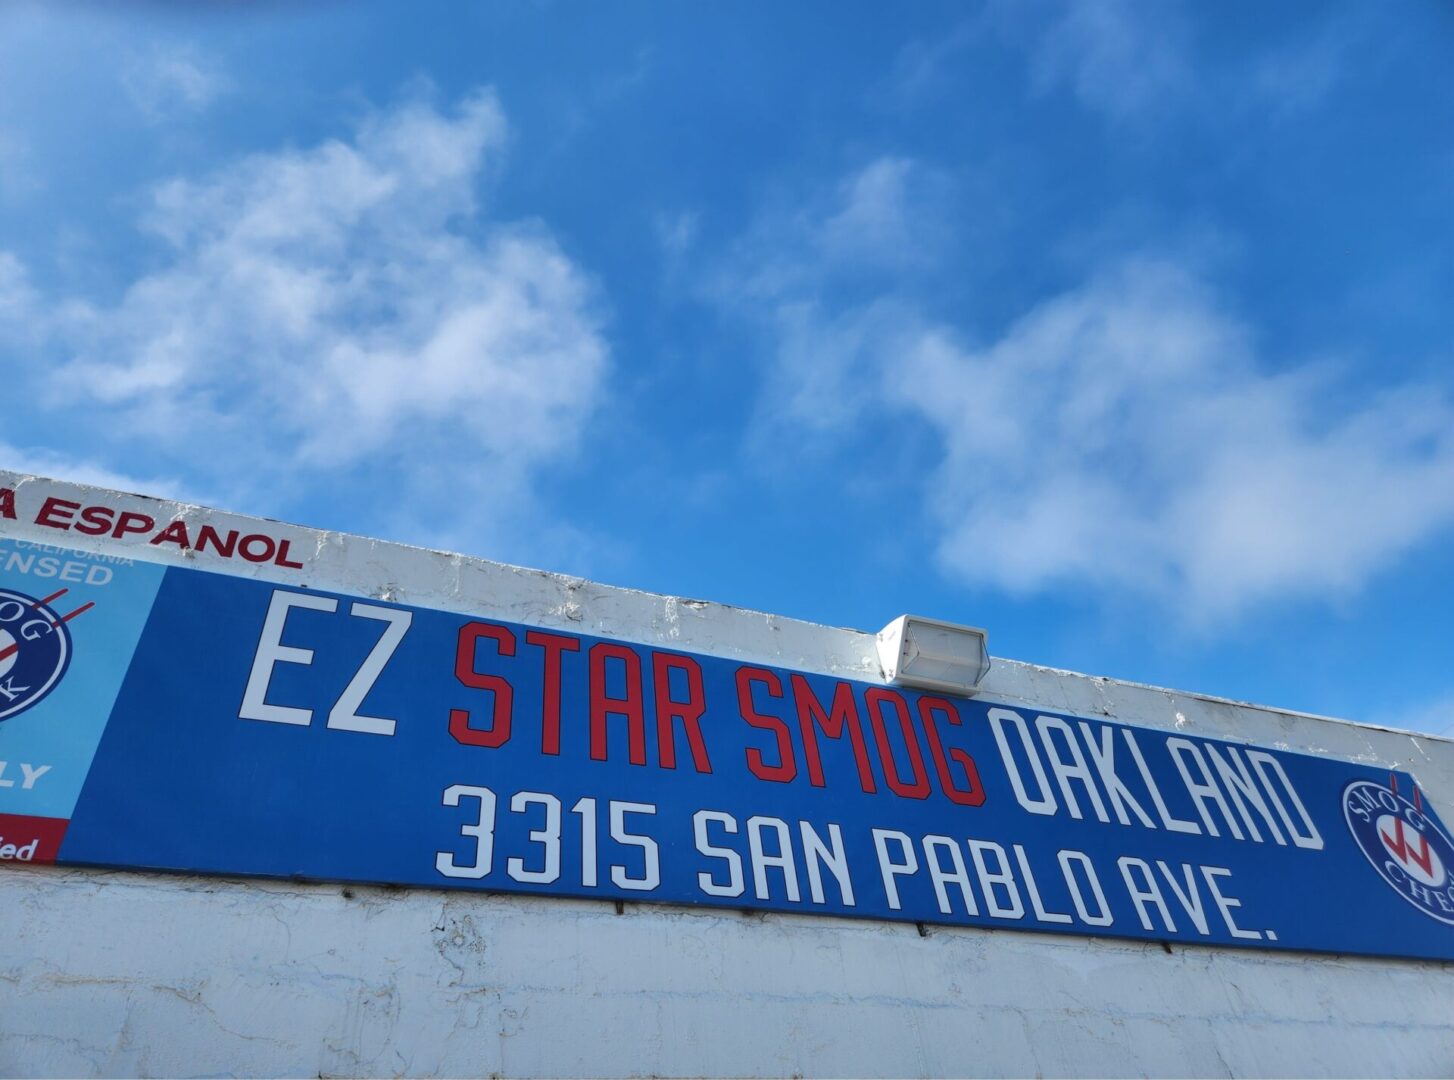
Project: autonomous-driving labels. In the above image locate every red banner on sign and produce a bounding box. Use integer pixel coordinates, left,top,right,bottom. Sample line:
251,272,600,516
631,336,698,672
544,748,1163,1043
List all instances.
0,813,69,864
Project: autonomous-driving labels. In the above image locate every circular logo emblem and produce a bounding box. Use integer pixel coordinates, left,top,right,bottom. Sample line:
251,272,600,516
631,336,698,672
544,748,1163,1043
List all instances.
0,588,74,722
1344,779,1454,925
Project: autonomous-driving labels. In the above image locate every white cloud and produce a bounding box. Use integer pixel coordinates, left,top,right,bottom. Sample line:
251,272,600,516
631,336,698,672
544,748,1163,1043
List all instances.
893,3,1364,130
10,88,609,551
757,297,913,436
887,19,983,106
722,157,946,305
715,157,946,444
1250,10,1363,118
727,161,1454,624
654,210,699,258
122,45,229,120
890,261,1454,619
1025,0,1189,123
817,158,939,271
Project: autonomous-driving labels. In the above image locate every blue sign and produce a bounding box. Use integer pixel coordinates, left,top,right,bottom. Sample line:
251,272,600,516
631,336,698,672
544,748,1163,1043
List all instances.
2,537,1452,961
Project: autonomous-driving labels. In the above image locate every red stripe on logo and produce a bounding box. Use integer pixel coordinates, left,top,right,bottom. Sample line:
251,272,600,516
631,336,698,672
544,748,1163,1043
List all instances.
1380,817,1434,878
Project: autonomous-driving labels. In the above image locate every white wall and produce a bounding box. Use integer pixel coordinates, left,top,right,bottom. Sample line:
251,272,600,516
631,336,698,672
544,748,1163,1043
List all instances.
2,473,1452,1078
3,859,1453,1079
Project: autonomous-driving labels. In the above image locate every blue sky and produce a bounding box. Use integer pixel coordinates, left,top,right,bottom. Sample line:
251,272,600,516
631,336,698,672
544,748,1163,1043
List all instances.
2,1,1452,734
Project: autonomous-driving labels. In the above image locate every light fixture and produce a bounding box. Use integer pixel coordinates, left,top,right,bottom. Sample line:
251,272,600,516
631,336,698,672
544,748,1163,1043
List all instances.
876,615,991,696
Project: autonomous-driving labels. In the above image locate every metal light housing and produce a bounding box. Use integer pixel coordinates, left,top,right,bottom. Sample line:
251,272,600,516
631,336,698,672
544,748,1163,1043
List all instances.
876,615,990,696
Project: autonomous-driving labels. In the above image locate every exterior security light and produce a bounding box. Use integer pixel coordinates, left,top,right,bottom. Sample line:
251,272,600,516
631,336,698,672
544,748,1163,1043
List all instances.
876,615,990,696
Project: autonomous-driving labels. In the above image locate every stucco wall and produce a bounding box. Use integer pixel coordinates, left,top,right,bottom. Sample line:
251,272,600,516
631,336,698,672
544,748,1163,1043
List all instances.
3,852,1452,1078
1,473,1452,1077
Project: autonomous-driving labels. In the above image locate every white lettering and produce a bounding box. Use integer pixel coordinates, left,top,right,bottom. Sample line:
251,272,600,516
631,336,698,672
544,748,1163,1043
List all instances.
239,591,338,726
872,829,918,910
1206,745,1284,845
436,784,496,879
747,815,800,902
923,835,978,916
1119,856,1176,932
506,791,561,884
693,810,745,897
1203,865,1262,939
1059,850,1113,926
800,821,854,906
1124,731,1200,835
326,602,412,736
1037,715,1109,823
1156,860,1210,935
1248,751,1323,850
609,801,660,891
1013,843,1072,923
1078,722,1156,829
989,708,1057,816
1167,738,1244,840
967,839,1023,920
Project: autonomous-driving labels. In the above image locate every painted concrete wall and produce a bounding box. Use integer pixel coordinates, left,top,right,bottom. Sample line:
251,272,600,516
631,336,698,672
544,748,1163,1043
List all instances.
1,473,1452,1077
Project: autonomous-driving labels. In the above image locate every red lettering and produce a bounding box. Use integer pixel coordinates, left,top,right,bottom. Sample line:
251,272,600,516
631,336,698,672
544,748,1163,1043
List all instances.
450,622,515,748
737,666,796,783
195,526,238,558
238,534,275,563
74,505,114,536
917,696,986,806
865,687,931,799
525,629,580,755
653,652,712,773
792,675,876,794
149,520,192,549
0,488,15,520
589,643,647,765
274,538,304,569
35,497,79,530
111,511,155,539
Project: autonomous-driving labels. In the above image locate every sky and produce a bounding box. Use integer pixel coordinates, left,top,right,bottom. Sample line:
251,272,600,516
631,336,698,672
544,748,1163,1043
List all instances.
1,1,1451,736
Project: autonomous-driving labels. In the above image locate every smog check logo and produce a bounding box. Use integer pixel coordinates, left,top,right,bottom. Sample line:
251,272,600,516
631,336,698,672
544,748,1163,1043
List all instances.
1344,778,1454,925
0,588,93,722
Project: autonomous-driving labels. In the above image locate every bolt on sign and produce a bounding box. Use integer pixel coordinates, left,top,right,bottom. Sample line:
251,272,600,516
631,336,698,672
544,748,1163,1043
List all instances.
2,472,1452,961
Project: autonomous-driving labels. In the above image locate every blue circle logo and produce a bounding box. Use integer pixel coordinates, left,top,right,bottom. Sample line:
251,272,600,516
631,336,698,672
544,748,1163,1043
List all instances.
0,588,75,722
1344,779,1454,925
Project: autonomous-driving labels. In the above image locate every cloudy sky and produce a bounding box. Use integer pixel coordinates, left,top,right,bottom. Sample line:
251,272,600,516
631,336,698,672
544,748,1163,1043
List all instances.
2,1,1451,734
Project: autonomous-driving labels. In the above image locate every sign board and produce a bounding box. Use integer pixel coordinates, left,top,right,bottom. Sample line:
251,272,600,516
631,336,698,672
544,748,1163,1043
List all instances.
2,475,1452,961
